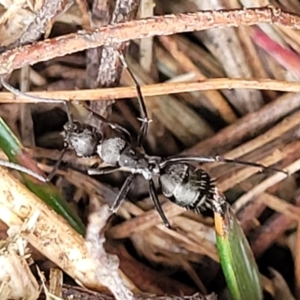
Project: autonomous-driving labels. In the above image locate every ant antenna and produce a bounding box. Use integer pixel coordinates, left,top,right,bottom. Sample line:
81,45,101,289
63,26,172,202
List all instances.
3,75,131,140
118,51,151,147
160,156,287,175
0,159,47,182
82,103,132,142
1,77,74,180
1,77,74,128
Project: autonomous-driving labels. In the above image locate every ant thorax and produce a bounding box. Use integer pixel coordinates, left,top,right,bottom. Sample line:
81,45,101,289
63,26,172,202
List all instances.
97,137,126,165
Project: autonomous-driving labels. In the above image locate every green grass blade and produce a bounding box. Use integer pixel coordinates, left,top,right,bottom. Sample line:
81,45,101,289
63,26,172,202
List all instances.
214,203,262,300
0,117,85,235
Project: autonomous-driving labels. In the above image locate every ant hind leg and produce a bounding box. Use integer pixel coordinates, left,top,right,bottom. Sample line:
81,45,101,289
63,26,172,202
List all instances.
148,178,172,228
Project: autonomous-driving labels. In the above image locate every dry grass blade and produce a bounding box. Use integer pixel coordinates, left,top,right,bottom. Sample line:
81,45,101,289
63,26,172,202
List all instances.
158,35,237,123
0,220,40,300
1,78,300,103
0,166,131,292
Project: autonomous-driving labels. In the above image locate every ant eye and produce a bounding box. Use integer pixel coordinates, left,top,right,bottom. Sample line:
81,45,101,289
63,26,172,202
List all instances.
63,141,69,148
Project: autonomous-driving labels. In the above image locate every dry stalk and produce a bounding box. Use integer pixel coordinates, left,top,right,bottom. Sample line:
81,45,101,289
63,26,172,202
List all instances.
1,7,300,74
0,166,133,293
1,78,300,103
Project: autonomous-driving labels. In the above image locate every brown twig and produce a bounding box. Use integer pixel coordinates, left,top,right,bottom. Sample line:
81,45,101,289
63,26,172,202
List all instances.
86,0,139,127
204,109,300,169
1,7,300,74
249,193,300,258
2,0,72,49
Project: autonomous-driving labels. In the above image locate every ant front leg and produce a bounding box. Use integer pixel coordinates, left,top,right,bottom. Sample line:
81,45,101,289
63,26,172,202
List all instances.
88,165,123,175
118,52,151,148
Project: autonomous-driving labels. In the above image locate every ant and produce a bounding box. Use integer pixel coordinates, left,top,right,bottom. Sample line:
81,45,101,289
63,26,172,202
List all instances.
1,53,287,228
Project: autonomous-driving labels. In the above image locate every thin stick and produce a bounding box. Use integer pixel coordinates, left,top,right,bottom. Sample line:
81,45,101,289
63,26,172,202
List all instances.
1,78,300,103
1,7,300,74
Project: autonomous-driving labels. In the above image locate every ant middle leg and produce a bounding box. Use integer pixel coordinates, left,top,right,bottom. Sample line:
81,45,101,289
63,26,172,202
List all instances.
110,173,134,213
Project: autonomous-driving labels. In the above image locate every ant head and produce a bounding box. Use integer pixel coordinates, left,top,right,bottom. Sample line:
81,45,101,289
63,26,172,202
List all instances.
63,123,102,157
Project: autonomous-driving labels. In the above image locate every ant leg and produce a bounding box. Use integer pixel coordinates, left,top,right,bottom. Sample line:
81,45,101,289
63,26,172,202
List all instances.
118,52,151,147
47,148,67,181
0,159,47,182
160,156,287,175
110,173,134,213
88,165,123,175
148,178,172,228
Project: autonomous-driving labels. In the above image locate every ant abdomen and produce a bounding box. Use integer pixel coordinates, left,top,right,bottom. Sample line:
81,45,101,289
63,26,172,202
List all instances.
160,163,215,211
